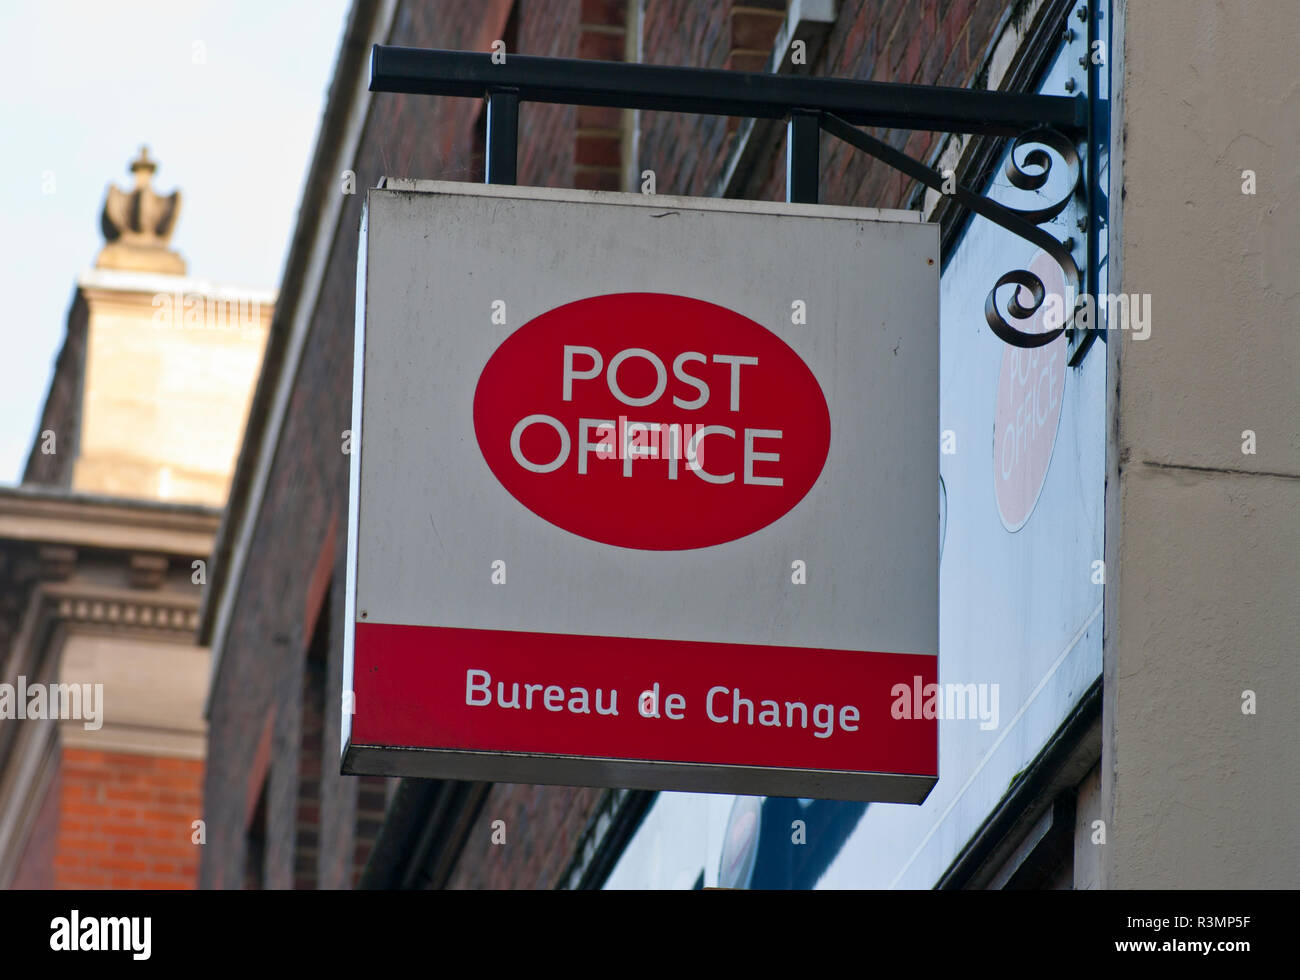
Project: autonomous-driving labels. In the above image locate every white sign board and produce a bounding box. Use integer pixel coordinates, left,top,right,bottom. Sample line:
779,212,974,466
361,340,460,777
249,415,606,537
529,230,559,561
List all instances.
344,180,939,801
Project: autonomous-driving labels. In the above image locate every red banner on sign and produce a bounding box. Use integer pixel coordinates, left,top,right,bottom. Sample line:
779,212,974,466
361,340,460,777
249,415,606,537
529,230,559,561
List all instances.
352,622,937,777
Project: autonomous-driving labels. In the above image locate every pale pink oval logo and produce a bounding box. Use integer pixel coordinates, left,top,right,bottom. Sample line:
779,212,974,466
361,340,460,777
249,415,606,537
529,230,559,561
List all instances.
993,251,1067,532
473,293,831,550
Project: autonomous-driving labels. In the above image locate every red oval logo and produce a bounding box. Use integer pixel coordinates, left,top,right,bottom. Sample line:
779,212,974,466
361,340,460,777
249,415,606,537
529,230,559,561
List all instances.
473,293,831,550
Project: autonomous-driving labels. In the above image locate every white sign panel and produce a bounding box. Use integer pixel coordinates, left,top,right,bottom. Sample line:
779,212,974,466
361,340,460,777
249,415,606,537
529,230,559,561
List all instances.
344,181,939,801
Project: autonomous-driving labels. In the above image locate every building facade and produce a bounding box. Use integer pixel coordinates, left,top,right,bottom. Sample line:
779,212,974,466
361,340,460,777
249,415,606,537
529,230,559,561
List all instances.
0,151,273,888
199,0,1299,889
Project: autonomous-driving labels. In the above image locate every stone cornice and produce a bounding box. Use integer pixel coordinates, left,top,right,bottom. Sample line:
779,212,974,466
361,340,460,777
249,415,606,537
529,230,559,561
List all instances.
45,582,202,637
77,267,277,306
3,582,201,688
0,486,219,556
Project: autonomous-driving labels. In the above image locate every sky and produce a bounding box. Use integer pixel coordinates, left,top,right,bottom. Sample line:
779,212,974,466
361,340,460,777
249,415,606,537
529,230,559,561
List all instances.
0,0,352,484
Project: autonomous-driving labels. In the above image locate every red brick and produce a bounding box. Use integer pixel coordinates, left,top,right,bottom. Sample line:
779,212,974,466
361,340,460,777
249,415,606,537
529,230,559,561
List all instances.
581,0,627,26
968,2,1003,65
63,748,106,765
100,753,157,769
577,104,624,129
134,878,189,890
156,757,201,773
730,8,785,52
879,0,907,55
576,135,622,167
96,821,151,840
62,836,112,853
944,0,976,54
921,35,948,85
574,169,623,191
578,31,625,62
900,30,923,83
100,857,149,873
726,51,769,72
147,823,189,841
62,801,109,818
60,872,110,888
941,25,972,86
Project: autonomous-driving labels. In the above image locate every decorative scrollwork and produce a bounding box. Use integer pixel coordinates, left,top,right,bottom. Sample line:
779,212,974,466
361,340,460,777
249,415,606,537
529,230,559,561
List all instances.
1001,128,1080,220
983,128,1083,350
819,115,1087,354
984,237,1079,349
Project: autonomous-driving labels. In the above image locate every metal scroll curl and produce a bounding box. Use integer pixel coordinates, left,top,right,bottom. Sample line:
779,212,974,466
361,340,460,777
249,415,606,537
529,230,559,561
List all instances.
984,128,1082,350
984,238,1079,349
1001,128,1080,221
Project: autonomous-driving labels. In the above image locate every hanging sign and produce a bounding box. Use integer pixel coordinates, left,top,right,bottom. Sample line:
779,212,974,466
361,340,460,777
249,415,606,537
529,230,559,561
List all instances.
343,181,939,802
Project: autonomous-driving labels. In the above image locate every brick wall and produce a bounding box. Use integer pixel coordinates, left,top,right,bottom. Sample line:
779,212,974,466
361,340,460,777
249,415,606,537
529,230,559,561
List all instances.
728,1,788,71
574,0,628,191
637,0,735,195
293,657,324,889
203,0,1017,891
351,775,387,886
517,0,582,187
444,785,605,889
628,0,1014,206
51,747,202,890
748,0,1014,206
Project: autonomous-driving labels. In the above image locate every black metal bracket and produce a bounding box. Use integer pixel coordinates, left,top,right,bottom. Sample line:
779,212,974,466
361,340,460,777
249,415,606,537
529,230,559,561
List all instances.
484,88,519,185
787,110,820,205
369,41,1098,364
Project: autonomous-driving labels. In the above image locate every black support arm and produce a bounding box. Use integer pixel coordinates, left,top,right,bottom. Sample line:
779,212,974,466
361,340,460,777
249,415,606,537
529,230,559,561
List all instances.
370,45,1086,137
